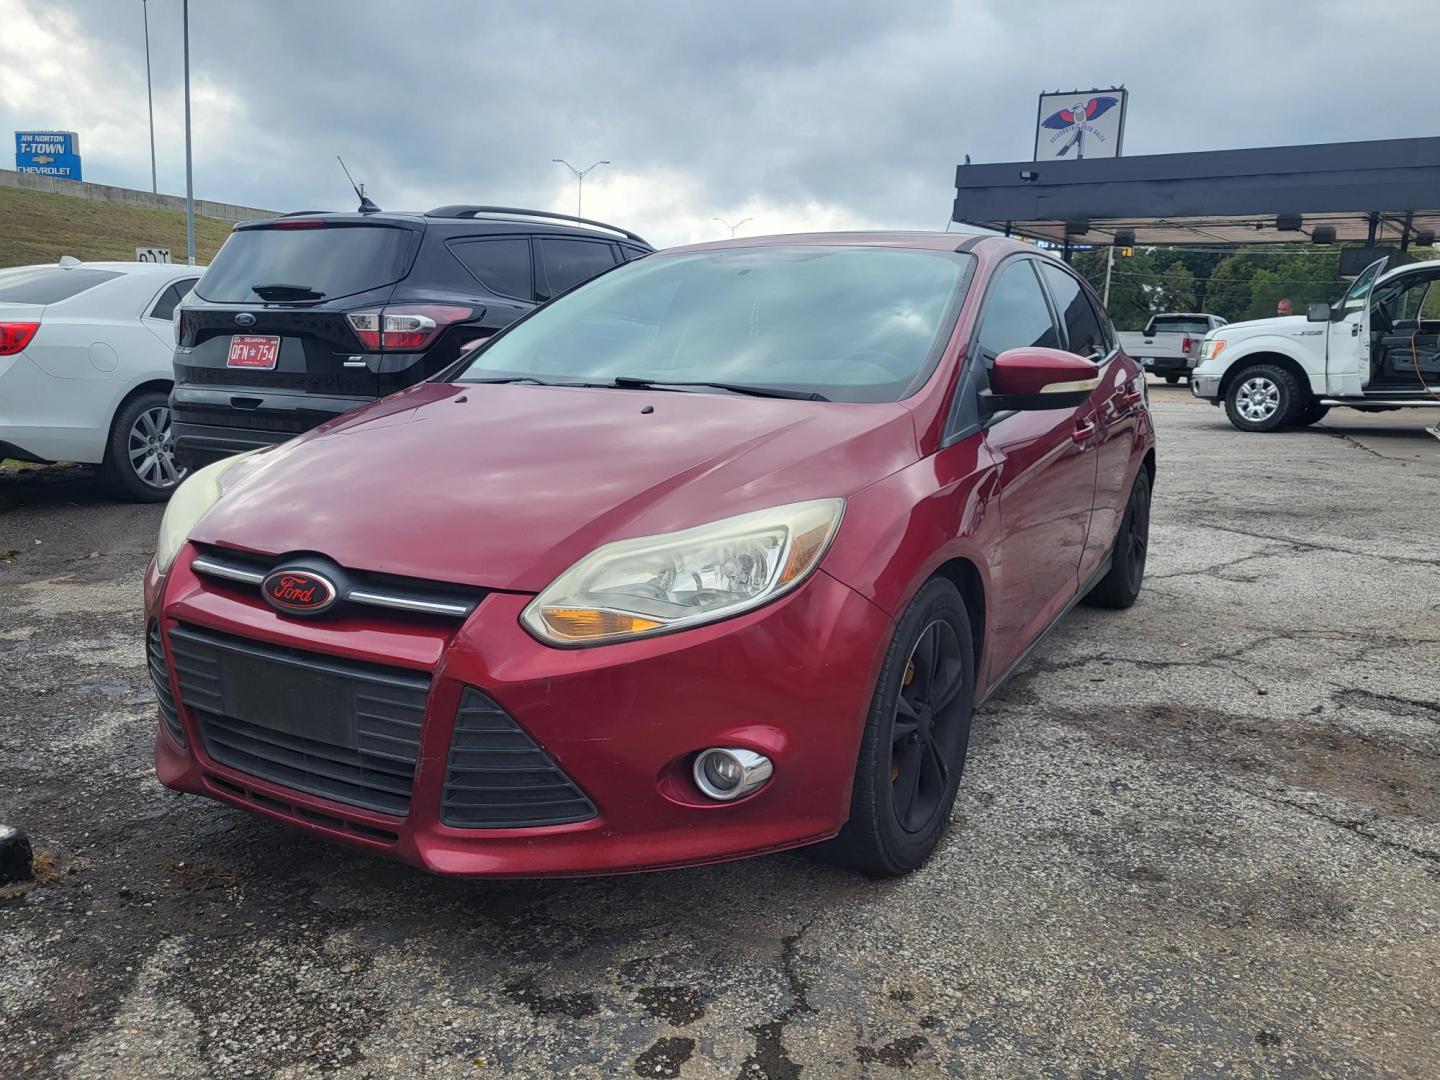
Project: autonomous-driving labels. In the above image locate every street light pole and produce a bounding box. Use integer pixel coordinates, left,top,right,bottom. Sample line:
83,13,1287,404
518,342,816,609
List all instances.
182,0,195,264
142,0,157,194
713,216,753,238
551,159,610,218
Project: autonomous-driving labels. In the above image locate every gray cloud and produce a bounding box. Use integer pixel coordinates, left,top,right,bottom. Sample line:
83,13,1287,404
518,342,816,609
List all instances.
3,0,1435,246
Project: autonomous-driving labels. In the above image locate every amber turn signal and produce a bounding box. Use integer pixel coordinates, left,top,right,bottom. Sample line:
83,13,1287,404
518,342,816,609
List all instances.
539,608,663,641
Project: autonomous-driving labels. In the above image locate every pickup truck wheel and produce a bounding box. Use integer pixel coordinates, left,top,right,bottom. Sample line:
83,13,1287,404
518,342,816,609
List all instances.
1223,363,1301,432
1292,402,1331,427
1083,469,1151,610
815,578,974,876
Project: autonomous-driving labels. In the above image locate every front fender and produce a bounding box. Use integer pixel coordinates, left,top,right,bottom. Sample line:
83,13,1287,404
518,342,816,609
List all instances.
1196,336,1317,391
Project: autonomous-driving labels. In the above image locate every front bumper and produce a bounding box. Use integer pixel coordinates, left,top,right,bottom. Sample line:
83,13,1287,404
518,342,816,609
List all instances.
147,550,892,877
1191,373,1222,401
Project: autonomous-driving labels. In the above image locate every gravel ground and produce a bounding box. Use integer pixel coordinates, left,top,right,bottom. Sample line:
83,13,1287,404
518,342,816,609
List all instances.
2,389,1438,1079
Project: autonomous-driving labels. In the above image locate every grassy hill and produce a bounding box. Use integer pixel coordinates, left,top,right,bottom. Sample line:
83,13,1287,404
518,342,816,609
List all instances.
0,184,240,268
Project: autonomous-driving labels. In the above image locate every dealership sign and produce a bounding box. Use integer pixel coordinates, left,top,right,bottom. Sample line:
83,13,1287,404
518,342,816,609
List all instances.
1033,89,1127,162
15,131,83,180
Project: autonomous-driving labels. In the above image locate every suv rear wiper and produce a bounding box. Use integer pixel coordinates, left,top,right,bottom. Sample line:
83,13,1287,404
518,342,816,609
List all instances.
252,282,326,301
611,375,828,401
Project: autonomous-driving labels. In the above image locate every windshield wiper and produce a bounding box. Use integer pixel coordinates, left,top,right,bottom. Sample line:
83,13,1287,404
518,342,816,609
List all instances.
252,282,325,301
611,375,828,401
463,376,565,386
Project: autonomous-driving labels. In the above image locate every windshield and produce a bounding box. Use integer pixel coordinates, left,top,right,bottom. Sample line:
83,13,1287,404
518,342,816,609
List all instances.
196,222,418,304
0,266,120,304
453,245,975,403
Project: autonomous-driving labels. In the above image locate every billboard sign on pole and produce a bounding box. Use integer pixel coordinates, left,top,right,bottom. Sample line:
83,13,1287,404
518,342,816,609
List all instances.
15,131,83,180
1033,90,1127,161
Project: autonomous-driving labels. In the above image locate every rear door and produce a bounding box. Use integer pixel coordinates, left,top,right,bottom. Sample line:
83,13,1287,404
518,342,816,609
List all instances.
975,257,1100,673
142,275,198,348
178,219,422,403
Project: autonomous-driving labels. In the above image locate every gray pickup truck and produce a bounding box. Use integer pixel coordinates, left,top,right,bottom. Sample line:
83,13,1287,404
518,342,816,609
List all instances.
1118,313,1227,383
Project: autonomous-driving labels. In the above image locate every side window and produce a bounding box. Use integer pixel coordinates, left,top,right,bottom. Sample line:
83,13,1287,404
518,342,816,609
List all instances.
539,238,617,296
148,279,197,321
1038,262,1106,359
449,237,534,301
975,259,1059,362
620,245,649,263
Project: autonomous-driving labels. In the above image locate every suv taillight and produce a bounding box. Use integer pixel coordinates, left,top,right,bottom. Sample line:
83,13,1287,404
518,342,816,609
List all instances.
0,321,39,356
346,305,473,351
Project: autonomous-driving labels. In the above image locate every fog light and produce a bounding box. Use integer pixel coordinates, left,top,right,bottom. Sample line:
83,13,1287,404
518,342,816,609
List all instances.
692,748,772,801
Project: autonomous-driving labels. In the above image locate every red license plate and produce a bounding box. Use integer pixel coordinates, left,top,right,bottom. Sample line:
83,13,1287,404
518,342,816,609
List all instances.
227,335,281,369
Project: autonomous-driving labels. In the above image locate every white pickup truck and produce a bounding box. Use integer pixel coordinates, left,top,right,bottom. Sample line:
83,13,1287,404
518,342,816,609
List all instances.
1192,257,1440,431
1119,313,1227,384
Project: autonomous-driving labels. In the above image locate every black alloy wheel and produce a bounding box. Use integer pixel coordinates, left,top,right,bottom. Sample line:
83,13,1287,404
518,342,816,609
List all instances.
890,619,968,835
817,578,975,876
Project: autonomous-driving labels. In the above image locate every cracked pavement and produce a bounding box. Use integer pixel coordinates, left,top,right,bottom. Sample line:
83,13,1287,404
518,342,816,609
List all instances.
2,388,1438,1078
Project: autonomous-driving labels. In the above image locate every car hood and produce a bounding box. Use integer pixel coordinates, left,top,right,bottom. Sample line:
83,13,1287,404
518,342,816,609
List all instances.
193,382,919,592
1213,314,1307,339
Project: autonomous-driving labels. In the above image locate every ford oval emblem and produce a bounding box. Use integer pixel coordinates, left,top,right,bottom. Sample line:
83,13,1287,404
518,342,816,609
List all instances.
261,568,338,615
235,312,257,327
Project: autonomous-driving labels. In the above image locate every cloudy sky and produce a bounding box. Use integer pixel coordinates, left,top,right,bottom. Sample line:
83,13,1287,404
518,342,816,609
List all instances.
0,0,1432,247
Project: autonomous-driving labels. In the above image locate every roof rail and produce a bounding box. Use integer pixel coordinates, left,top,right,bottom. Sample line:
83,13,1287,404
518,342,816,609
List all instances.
423,205,649,246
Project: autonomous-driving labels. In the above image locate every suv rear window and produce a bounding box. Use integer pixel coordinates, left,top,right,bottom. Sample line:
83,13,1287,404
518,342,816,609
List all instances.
196,223,418,303
0,266,120,304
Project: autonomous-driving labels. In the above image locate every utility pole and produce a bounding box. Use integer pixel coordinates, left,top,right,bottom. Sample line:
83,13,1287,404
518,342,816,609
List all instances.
142,0,157,193
551,159,609,218
713,217,753,238
182,0,195,264
1103,245,1115,306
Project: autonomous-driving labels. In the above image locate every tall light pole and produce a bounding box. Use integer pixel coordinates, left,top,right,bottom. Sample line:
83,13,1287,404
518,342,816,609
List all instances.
142,0,157,193
551,159,609,218
713,216,753,238
182,0,195,264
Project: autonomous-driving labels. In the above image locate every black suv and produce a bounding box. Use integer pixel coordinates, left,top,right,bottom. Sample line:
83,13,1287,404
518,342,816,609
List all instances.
171,206,651,466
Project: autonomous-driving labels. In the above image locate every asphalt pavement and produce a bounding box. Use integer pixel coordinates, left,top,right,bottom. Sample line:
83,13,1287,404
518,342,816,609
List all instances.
2,386,1438,1078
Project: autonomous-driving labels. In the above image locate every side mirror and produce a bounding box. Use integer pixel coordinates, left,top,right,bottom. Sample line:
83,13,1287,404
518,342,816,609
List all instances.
983,347,1100,413
1306,302,1333,322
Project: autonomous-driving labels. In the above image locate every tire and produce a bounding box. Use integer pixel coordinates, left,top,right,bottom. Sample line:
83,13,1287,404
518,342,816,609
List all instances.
816,578,975,876
99,390,189,502
1292,401,1331,427
1223,363,1303,432
1164,374,1181,385
1083,468,1151,610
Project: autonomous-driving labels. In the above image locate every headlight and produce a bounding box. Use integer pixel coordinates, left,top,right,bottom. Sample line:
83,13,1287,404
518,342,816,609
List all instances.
522,498,845,646
1201,338,1227,360
154,450,261,573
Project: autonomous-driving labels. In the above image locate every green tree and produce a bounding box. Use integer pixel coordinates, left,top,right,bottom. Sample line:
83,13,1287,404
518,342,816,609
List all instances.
1161,263,1198,311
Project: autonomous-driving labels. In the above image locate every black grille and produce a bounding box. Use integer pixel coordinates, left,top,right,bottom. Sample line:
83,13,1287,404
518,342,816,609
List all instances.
442,689,597,828
147,622,185,747
169,624,429,816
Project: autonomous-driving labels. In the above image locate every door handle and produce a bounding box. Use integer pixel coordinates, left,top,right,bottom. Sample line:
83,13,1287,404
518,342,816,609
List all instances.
1072,418,1097,444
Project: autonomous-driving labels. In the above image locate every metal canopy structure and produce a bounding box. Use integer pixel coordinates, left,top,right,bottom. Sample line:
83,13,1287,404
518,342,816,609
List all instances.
952,136,1440,248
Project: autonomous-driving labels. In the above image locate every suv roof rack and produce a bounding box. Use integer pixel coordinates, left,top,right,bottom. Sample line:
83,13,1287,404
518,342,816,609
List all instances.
423,205,648,246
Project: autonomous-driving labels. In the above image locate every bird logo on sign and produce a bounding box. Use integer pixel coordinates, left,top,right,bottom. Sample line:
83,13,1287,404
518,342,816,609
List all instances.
1041,96,1119,159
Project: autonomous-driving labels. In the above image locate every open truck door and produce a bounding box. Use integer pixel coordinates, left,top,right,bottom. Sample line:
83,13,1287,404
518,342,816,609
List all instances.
1321,257,1386,396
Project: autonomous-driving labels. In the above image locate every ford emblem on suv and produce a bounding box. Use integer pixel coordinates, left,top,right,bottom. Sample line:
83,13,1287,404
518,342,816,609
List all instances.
261,569,338,615
235,312,257,327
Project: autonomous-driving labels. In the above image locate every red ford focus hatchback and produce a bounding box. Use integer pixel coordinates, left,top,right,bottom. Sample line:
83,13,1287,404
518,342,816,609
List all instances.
146,233,1154,878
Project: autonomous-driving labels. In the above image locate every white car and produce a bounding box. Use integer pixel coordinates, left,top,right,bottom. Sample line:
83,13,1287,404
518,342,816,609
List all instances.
0,259,202,500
